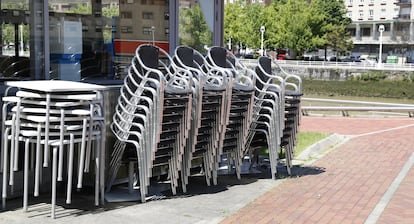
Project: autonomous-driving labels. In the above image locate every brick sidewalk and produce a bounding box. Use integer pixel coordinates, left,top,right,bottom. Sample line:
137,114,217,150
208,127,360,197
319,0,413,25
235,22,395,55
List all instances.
221,117,414,224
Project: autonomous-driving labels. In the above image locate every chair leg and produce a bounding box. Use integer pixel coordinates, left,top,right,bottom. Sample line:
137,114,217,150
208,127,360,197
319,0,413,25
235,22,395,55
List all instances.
34,124,41,197
128,160,134,194
51,146,58,219
23,139,30,212
2,128,10,210
77,119,88,189
66,134,75,204
95,138,100,207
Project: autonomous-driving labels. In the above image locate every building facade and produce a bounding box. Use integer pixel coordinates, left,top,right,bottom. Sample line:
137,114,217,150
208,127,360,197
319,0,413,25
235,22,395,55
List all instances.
0,0,223,81
346,0,414,63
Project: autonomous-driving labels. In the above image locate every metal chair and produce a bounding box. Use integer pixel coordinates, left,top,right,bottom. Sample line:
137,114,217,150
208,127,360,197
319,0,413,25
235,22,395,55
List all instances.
248,56,285,178
173,46,228,189
108,44,192,202
206,46,256,181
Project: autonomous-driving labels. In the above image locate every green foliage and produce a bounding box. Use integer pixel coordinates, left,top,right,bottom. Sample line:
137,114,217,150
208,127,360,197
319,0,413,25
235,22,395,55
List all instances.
224,0,352,54
67,4,92,14
1,3,30,46
179,5,212,53
356,72,387,82
103,5,119,18
270,0,325,53
303,79,414,99
224,1,265,49
103,5,120,43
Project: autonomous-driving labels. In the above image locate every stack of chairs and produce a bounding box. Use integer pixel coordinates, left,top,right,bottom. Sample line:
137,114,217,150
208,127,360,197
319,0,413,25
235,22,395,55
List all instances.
275,60,302,174
108,44,193,202
172,46,228,189
247,56,285,179
251,56,302,175
205,46,256,180
1,81,105,218
107,45,302,203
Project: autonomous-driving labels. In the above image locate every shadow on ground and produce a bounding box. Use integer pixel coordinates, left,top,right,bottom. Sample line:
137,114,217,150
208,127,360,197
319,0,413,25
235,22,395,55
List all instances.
0,163,326,219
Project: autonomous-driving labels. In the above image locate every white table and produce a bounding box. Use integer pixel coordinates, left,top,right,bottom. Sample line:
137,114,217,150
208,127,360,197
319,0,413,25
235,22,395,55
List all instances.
3,80,107,218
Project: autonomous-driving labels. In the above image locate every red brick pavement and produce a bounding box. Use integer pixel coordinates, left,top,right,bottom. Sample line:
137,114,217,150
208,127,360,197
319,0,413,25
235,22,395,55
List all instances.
220,116,414,224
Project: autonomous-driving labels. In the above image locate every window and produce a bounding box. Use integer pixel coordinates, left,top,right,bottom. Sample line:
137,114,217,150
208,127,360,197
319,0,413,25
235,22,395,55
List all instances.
369,0,374,4
369,9,373,18
127,0,134,3
347,28,356,36
121,11,132,19
359,9,364,19
164,12,169,20
380,8,386,19
361,28,370,36
165,28,169,35
394,8,400,18
121,26,133,33
142,12,154,20
347,11,352,18
141,0,154,4
143,26,153,35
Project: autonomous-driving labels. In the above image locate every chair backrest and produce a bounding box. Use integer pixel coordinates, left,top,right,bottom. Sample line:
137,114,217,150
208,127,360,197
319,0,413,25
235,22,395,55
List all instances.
175,46,196,68
208,46,228,68
256,56,272,80
137,45,159,69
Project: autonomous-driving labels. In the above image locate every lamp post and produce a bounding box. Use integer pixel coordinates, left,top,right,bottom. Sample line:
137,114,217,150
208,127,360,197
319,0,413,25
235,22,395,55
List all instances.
260,26,265,56
150,26,155,46
378,24,385,68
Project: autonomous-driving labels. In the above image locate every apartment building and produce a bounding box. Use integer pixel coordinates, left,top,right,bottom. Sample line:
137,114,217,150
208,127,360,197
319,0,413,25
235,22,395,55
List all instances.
345,0,414,63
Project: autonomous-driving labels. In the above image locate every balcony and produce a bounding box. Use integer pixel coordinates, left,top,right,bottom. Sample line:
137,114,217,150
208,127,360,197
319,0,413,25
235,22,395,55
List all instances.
396,13,411,20
395,0,411,5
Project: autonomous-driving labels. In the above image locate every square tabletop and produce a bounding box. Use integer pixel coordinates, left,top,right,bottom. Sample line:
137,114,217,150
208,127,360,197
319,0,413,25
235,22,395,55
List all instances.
5,80,106,93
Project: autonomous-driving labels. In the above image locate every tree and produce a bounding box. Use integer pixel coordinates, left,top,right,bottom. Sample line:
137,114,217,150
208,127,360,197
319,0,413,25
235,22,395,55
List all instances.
224,1,267,51
268,0,325,56
103,5,120,42
67,4,92,14
223,0,353,58
310,0,353,58
179,5,212,53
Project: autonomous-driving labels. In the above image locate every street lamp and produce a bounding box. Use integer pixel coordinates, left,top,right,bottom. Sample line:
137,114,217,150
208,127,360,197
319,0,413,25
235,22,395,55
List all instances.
260,26,265,56
378,24,385,68
150,26,155,46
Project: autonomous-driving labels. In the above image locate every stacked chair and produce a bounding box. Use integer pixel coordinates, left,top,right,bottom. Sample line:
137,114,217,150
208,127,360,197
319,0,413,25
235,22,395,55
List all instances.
205,46,256,181
247,56,285,179
276,60,302,174
1,80,105,218
107,45,302,203
172,46,228,189
250,56,302,176
108,44,193,202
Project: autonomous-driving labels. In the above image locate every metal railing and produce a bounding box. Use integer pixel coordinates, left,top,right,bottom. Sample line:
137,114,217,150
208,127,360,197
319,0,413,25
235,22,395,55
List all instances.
240,59,414,72
301,97,414,117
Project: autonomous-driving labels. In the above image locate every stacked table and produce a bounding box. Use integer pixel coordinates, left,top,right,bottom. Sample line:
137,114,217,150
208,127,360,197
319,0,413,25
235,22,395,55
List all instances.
1,80,106,218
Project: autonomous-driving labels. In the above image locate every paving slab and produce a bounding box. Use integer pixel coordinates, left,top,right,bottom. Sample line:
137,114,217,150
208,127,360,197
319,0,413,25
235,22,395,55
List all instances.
221,117,414,224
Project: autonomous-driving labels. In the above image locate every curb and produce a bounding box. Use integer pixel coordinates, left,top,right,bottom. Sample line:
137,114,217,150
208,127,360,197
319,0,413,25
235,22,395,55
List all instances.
294,133,350,164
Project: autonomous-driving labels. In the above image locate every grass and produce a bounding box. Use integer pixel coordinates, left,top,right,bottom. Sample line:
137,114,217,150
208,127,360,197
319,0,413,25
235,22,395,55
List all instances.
303,79,414,99
294,131,330,158
258,131,330,159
